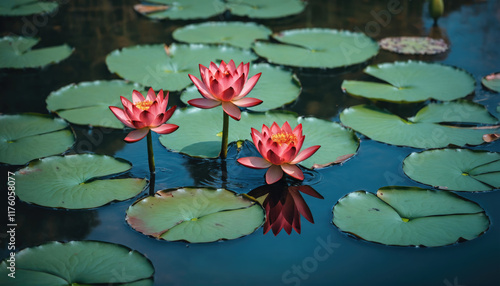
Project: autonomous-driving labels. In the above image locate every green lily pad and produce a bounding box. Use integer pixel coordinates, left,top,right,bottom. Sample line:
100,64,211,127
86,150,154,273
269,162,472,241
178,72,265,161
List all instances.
403,149,500,192
378,37,448,55
0,36,73,68
341,61,475,102
482,72,500,93
252,28,379,68
134,0,226,20
126,187,265,243
46,80,144,129
180,63,301,112
332,186,490,247
15,154,148,209
0,241,154,285
340,102,499,148
226,0,306,19
0,114,74,165
106,43,257,91
160,107,359,169
173,22,272,49
0,0,58,16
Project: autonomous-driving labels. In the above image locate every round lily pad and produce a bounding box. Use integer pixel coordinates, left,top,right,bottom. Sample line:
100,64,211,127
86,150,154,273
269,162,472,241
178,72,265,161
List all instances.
0,36,73,68
173,22,272,49
160,107,359,168
252,28,379,68
15,154,148,209
341,61,475,102
46,80,144,129
378,37,448,55
0,114,74,165
126,187,265,243
106,43,257,91
134,0,226,20
181,63,301,112
0,0,58,16
332,186,490,247
340,102,499,148
226,0,306,19
403,149,500,192
482,72,500,93
0,241,154,285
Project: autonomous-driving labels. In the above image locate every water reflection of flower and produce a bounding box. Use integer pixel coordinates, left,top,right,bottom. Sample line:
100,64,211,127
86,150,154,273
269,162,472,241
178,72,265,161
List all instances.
248,180,323,235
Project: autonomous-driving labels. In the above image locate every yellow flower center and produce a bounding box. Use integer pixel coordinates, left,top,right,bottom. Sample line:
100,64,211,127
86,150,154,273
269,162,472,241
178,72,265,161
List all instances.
134,100,153,111
271,132,297,146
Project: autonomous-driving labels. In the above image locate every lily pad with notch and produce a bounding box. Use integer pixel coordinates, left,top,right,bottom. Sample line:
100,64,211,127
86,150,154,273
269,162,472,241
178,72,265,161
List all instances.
0,0,58,16
226,0,306,19
134,0,226,20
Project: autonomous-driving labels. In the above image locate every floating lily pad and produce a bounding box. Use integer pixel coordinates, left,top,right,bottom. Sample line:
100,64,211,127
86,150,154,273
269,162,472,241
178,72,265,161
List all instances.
134,0,226,20
341,61,475,102
226,0,306,19
0,36,73,68
340,102,499,148
252,28,379,68
482,72,500,93
106,43,257,91
173,22,272,49
0,114,74,165
403,149,500,192
181,63,301,112
15,154,147,209
378,37,448,55
0,241,154,285
46,80,144,129
160,107,359,169
126,187,265,243
0,0,58,16
332,186,490,247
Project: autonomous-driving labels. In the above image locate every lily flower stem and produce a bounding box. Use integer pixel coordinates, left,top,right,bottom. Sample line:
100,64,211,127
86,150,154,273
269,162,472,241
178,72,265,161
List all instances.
221,111,229,159
146,130,155,174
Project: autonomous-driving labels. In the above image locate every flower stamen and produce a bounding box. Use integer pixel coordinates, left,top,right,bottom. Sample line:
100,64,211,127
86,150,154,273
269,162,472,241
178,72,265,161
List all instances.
271,132,297,146
135,100,153,111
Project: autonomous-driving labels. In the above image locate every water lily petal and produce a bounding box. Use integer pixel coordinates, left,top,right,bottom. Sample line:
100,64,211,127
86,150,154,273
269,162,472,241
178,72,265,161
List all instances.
146,87,156,102
237,157,272,169
282,121,292,134
232,97,263,108
210,78,224,99
230,73,246,96
151,123,179,135
237,72,261,98
109,106,134,128
121,96,134,110
162,105,177,122
189,74,214,100
147,101,160,116
151,113,165,127
281,164,304,180
227,59,237,74
188,98,221,109
271,122,281,134
291,145,321,164
132,90,145,104
139,110,155,126
266,165,284,184
124,128,149,143
209,62,219,74
222,101,241,120
220,87,236,101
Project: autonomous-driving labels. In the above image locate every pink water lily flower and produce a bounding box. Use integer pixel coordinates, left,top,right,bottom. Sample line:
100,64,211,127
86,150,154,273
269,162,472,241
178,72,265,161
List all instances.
109,88,178,143
237,122,321,184
188,60,262,120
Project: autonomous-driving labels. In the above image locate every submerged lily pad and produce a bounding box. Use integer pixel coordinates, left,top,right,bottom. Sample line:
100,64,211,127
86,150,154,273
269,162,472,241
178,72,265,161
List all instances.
159,107,359,168
340,102,499,148
0,241,154,285
332,186,490,247
173,22,272,49
252,28,379,68
482,72,500,92
106,43,257,91
134,0,226,20
0,0,58,16
0,114,74,165
126,187,264,243
378,37,448,55
403,149,500,192
0,36,73,68
341,61,475,102
15,154,147,209
181,63,301,112
46,80,143,128
226,0,306,19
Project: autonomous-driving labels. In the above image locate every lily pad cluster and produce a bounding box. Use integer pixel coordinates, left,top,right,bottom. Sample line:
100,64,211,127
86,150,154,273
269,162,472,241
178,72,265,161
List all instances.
0,0,58,16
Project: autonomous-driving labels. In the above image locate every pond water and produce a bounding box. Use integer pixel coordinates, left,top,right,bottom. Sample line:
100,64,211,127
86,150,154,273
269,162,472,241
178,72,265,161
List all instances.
1,0,500,285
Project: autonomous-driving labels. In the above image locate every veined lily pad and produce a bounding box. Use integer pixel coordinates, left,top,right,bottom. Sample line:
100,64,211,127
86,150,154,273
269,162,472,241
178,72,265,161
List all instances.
0,0,58,16
339,102,499,148
0,241,154,285
226,0,306,19
341,61,475,102
15,154,147,209
252,28,379,68
378,37,448,55
160,107,359,168
46,80,144,129
181,63,301,112
403,149,500,192
482,72,500,93
126,187,265,243
0,36,73,68
0,114,74,165
134,0,226,20
173,22,272,49
332,186,490,247
106,43,257,91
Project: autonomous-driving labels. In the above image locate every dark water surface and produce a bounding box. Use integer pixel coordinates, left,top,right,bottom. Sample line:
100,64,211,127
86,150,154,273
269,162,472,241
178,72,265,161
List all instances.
1,1,500,285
